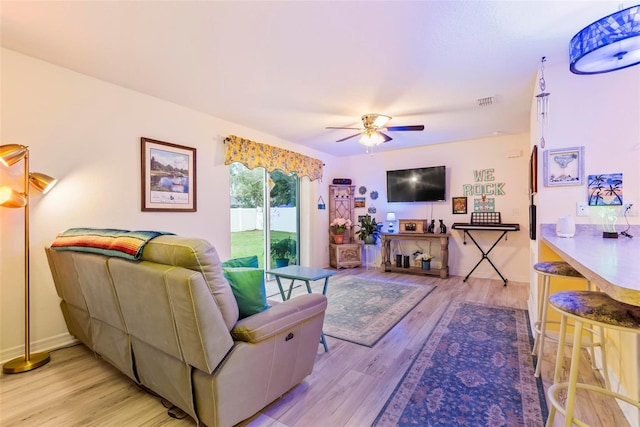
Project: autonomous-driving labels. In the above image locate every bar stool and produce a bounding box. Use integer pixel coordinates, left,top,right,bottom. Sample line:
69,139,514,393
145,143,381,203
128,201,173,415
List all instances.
532,262,603,378
546,291,640,427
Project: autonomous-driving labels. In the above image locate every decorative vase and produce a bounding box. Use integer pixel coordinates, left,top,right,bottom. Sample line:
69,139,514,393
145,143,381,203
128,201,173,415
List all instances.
395,255,403,267
333,234,345,244
421,260,431,270
403,255,410,268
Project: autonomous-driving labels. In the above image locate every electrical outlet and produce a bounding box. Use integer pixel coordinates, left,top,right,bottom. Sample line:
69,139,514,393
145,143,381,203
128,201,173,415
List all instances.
622,201,636,216
576,202,589,217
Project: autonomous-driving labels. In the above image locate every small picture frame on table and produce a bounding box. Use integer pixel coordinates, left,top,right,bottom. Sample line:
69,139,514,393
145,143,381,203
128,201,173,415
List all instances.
452,197,467,214
543,146,585,187
141,137,197,212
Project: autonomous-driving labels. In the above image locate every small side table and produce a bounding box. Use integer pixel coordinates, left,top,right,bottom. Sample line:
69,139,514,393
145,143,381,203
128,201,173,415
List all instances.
265,265,336,352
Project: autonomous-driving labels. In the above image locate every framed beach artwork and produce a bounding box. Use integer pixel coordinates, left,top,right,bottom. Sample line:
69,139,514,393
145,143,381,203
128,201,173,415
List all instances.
141,137,197,212
543,146,585,187
587,173,623,206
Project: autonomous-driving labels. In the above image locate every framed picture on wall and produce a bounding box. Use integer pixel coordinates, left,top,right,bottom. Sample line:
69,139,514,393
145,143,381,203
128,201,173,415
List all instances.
529,145,538,195
141,137,197,212
543,146,585,187
452,197,467,214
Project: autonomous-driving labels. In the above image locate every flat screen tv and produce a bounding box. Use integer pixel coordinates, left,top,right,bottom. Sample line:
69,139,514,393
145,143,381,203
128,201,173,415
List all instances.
386,166,446,202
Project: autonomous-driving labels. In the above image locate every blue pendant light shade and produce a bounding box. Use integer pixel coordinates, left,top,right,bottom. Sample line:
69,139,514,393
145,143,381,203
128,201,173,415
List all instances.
570,5,640,74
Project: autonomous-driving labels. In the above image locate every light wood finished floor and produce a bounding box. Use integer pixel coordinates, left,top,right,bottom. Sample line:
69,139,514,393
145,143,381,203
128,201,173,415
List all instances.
0,270,630,426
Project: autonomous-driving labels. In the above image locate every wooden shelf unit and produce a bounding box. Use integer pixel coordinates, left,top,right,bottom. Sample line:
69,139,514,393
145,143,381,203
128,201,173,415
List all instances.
380,232,449,278
328,184,361,269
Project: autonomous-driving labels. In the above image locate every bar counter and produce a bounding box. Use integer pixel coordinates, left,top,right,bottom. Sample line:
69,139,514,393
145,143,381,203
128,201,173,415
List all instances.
541,225,640,306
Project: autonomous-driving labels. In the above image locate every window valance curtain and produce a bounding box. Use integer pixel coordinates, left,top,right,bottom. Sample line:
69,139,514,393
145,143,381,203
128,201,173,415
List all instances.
224,135,323,181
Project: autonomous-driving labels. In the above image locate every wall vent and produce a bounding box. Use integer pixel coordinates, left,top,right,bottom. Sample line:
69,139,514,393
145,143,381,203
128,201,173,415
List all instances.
477,96,495,107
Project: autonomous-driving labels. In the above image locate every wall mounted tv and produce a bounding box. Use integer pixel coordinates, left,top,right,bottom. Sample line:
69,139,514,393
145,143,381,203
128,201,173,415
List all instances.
386,165,446,202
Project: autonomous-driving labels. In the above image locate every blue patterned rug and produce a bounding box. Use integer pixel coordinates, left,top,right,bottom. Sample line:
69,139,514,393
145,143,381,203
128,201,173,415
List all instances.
373,301,548,426
267,275,435,347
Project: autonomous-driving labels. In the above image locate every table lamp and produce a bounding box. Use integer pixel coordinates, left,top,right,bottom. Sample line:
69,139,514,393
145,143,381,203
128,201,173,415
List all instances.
386,212,396,233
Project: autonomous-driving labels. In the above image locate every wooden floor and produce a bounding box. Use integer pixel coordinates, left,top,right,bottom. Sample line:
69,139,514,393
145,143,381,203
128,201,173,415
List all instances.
0,270,630,426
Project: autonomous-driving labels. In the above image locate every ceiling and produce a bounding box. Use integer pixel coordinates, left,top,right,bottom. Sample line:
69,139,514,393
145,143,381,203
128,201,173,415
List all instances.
0,1,623,157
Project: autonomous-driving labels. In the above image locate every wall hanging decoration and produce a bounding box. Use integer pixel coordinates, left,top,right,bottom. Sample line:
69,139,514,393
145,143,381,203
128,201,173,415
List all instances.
543,146,585,187
141,137,196,212
529,145,538,240
588,173,623,206
358,185,367,195
462,168,506,197
333,178,352,185
370,190,379,200
452,197,467,214
317,196,326,210
570,5,640,75
368,206,377,214
536,57,550,148
529,145,538,196
474,197,495,212
354,197,366,208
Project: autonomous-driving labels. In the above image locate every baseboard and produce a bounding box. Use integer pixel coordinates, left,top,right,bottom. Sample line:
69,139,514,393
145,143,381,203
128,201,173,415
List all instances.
0,332,78,364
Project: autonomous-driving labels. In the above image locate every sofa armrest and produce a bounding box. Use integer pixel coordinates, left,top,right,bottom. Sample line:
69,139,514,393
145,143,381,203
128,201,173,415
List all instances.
231,293,327,343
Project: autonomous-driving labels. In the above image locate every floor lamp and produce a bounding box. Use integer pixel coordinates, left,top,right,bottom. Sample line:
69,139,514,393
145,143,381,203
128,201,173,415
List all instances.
0,144,57,374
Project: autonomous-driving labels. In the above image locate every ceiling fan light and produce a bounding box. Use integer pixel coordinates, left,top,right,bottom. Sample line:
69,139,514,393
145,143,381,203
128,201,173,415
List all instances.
359,129,384,147
570,5,640,74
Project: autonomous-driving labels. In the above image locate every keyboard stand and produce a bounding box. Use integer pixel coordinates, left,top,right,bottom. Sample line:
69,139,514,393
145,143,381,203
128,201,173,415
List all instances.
451,223,520,286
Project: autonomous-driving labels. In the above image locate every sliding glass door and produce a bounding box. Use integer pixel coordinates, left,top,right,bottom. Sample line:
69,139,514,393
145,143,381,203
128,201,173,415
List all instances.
229,163,299,268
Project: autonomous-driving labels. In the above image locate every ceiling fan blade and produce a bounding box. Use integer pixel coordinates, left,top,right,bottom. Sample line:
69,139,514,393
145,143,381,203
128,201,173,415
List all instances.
379,132,393,143
336,133,362,142
385,125,425,132
326,126,362,130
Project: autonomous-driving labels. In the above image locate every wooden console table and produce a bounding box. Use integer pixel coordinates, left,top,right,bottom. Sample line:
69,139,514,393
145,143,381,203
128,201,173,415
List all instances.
380,233,449,278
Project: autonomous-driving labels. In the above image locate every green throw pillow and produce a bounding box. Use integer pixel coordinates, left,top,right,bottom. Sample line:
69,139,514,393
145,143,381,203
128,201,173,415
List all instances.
222,267,270,319
222,255,259,268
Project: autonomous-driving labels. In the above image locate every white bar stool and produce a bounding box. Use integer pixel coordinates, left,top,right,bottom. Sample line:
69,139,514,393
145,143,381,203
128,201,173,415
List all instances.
532,262,604,379
546,290,640,427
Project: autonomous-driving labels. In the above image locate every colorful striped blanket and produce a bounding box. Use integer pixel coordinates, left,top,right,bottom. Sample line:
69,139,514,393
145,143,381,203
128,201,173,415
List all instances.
51,228,173,260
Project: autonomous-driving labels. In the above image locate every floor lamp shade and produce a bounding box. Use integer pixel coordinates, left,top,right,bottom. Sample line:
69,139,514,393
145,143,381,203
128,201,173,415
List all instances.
1,144,57,374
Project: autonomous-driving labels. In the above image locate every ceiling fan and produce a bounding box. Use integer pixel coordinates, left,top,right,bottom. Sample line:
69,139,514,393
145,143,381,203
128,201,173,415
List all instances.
326,113,425,147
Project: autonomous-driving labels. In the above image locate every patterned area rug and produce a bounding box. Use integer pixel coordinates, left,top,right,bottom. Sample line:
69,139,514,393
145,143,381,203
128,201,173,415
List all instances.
268,275,435,347
373,301,548,426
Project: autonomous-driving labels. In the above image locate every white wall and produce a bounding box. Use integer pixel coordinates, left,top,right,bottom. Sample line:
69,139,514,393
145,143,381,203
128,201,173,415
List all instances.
529,60,640,426
344,134,531,282
0,48,339,361
536,63,640,226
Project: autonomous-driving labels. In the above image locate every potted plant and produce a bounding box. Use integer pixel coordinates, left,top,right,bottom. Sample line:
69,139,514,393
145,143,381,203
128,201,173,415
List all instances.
330,218,352,244
414,251,434,270
356,215,380,245
271,237,296,267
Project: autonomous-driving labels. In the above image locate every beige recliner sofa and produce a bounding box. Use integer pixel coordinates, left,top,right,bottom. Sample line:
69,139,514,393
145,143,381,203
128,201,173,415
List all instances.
46,234,327,426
